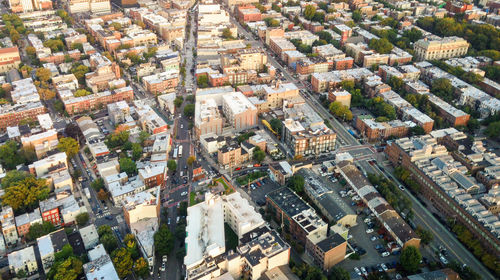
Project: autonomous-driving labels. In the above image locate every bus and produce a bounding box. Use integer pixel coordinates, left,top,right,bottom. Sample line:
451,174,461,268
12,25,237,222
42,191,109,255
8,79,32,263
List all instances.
173,148,178,159
178,145,183,158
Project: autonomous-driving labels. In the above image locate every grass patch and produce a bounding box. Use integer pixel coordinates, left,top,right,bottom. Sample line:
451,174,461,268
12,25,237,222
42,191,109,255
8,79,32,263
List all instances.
215,177,233,194
224,223,238,251
189,192,201,206
236,171,267,186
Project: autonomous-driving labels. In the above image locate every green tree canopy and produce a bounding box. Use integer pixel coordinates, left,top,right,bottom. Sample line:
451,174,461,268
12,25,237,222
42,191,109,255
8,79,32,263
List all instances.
485,121,500,139
329,101,353,121
2,177,49,213
154,225,174,257
112,248,133,278
184,104,195,118
167,159,177,171
73,89,92,97
287,174,305,193
431,78,454,102
26,221,56,241
400,246,422,274
119,157,137,176
134,257,149,278
368,38,393,54
252,147,266,163
1,170,33,189
304,5,316,20
76,212,89,226
57,137,80,158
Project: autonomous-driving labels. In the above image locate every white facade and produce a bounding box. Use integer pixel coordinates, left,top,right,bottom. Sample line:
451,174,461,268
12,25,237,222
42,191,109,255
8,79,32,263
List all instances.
8,246,38,276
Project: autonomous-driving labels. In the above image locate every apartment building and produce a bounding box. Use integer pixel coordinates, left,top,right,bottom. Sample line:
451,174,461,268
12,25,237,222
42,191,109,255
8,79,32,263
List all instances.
355,115,413,141
84,245,120,280
135,101,168,135
311,68,374,93
8,246,37,276
221,47,267,72
1,207,18,246
385,136,499,255
195,98,223,138
67,0,111,14
29,152,67,177
218,142,242,169
414,37,469,61
269,37,297,61
251,82,300,112
64,87,134,115
236,5,261,23
138,165,166,188
328,90,351,108
142,71,179,94
310,233,347,271
222,92,258,132
21,129,58,159
282,103,336,157
0,47,21,73
15,209,42,237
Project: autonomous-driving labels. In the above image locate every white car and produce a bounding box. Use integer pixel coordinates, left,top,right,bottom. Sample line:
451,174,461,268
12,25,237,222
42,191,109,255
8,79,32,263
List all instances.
162,255,168,263
354,267,361,276
181,191,188,196
161,262,166,271
370,236,378,241
381,263,388,272
366,228,374,234
381,251,390,257
360,267,367,276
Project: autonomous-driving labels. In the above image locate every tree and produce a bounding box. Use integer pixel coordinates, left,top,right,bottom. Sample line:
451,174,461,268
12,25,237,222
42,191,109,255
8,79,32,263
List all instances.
119,157,137,176
222,28,233,39
124,234,139,259
134,257,149,278
98,225,113,236
2,177,49,213
167,160,177,171
352,10,362,22
388,76,404,92
76,212,89,226
36,67,52,82
43,39,65,52
97,189,108,201
174,96,184,107
368,38,393,54
154,225,174,257
38,88,56,100
485,121,500,138
287,174,305,193
329,101,353,121
70,42,83,52
329,267,350,280
57,137,80,158
109,22,122,31
415,227,433,245
2,170,32,189
26,46,36,56
73,89,92,97
49,256,83,280
410,126,426,136
403,28,423,43
304,5,316,20
187,156,196,166
400,246,422,274
0,141,25,169
184,104,195,118
100,232,118,253
197,75,208,88
269,118,283,135
71,64,90,84
253,147,266,163
112,248,133,278
466,118,480,133
91,178,104,191
431,78,454,102
26,221,56,241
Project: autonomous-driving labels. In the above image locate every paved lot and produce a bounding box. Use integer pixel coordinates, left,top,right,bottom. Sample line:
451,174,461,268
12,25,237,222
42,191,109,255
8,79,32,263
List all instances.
242,177,281,206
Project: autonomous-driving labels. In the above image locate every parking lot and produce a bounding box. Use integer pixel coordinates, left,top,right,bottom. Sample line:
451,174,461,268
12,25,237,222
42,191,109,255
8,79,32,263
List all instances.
241,176,281,207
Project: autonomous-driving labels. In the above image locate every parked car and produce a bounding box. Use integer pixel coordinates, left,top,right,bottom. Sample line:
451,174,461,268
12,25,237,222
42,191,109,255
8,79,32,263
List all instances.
360,267,367,276
370,236,378,241
354,267,361,276
366,228,374,234
181,191,187,196
381,251,390,257
381,263,388,272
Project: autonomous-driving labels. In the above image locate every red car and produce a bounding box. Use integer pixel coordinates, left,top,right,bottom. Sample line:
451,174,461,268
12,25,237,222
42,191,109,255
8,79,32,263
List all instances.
235,167,241,171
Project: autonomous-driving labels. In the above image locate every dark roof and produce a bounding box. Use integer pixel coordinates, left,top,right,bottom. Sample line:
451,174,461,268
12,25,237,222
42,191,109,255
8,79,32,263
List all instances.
50,229,69,252
266,187,311,218
407,268,461,280
315,233,346,253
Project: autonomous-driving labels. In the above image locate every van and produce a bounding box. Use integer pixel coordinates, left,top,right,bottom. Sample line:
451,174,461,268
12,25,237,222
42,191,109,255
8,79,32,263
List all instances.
180,171,184,177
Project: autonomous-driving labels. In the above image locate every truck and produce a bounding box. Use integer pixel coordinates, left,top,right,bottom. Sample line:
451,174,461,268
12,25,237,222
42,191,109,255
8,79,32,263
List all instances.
84,188,91,199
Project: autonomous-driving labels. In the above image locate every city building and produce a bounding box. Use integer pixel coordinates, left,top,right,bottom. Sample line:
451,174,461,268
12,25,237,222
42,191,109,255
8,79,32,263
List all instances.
309,233,347,271
8,246,37,276
282,103,336,157
79,224,99,250
385,136,499,254
0,47,21,73
1,206,18,246
222,92,258,132
195,98,223,138
84,244,120,280
414,37,469,61
67,0,111,14
15,209,42,237
328,90,351,108
0,101,46,130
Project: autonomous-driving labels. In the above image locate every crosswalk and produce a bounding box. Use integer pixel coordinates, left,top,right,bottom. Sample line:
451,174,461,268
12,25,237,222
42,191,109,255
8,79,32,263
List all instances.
96,210,111,219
